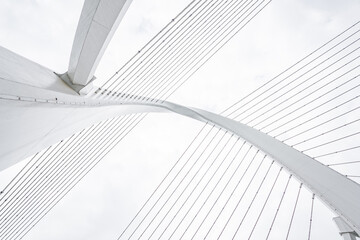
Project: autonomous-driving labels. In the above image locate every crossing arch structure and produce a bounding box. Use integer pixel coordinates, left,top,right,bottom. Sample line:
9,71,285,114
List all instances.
0,0,360,239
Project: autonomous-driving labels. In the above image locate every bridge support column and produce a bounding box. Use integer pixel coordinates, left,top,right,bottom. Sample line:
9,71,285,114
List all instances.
334,217,359,240
67,0,133,86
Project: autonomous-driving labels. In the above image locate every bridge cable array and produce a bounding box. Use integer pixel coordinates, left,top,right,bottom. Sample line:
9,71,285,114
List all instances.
1,1,360,239
0,0,273,238
114,19,360,239
0,114,145,239
92,0,272,103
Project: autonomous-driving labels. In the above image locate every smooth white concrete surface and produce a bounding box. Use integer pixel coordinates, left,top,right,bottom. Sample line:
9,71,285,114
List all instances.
0,46,165,171
183,106,360,237
68,0,133,86
1,0,359,235
0,80,165,171
334,217,359,239
0,46,74,94
2,78,359,236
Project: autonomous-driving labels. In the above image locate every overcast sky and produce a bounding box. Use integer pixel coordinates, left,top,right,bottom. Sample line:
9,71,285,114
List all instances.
1,0,360,239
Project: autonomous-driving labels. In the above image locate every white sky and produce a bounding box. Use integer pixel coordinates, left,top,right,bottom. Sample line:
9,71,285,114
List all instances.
1,0,360,239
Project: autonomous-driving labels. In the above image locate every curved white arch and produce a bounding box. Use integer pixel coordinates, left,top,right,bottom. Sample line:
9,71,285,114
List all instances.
1,0,359,237
161,101,360,237
1,79,359,235
0,8,359,233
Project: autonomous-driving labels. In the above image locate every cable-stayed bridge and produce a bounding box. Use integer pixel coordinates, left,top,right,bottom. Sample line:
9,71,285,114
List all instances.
0,0,360,239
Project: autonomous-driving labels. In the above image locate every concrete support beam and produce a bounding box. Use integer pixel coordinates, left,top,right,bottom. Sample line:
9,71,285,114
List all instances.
334,217,359,240
67,0,133,86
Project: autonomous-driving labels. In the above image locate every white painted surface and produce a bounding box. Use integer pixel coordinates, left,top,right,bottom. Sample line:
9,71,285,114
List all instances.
334,216,359,239
0,46,74,94
1,75,359,236
183,107,360,237
68,0,133,85
0,0,358,237
0,46,164,171
0,80,165,171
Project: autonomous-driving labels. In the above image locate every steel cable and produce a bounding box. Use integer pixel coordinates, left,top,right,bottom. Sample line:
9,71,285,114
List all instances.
187,144,254,239
191,148,258,239
236,42,360,123
327,160,360,167
221,21,360,117
133,0,252,101
308,194,315,240
116,123,208,239
93,0,198,96
148,133,235,239
165,139,245,239
313,145,360,158
158,0,272,102
0,152,40,200
218,154,265,239
302,131,360,152
282,106,360,142
253,63,360,130
226,26,360,120
232,160,274,239
291,118,360,147
138,130,228,239
1,117,129,238
168,140,246,239
125,127,221,239
258,66,360,132
5,115,139,239
103,0,224,99
14,114,145,240
248,167,283,239
272,93,360,138
116,0,231,100
286,183,303,240
265,175,292,240
0,120,112,232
